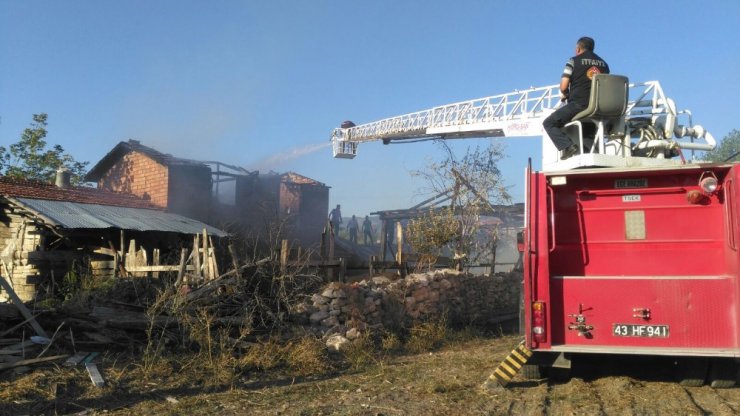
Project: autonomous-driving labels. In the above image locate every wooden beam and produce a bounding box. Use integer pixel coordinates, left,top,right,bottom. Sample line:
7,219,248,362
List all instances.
395,221,403,264
124,265,195,273
193,233,201,280
0,354,68,371
202,229,210,280
209,236,219,278
280,239,288,273
93,247,116,257
0,276,48,338
379,220,388,262
153,248,160,278
175,248,188,287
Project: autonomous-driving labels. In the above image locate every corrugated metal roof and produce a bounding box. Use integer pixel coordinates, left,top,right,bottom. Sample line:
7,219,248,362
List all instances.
14,198,227,237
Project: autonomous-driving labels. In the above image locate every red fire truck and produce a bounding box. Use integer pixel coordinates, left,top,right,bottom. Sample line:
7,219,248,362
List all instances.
523,161,738,387
330,75,738,387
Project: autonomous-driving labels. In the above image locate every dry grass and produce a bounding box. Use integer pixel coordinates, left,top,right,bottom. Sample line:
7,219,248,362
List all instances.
342,333,377,372
405,318,448,354
380,331,403,353
284,336,330,376
239,335,331,377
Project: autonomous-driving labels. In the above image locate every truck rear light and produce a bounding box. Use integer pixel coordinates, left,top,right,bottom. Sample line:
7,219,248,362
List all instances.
686,190,707,204
699,171,720,194
700,177,718,193
532,301,546,343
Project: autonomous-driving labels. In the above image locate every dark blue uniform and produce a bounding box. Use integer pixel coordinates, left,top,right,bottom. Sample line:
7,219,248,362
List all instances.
543,50,610,151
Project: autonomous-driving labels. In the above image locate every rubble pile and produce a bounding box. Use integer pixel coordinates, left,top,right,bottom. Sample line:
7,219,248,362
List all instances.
0,258,323,376
295,270,521,339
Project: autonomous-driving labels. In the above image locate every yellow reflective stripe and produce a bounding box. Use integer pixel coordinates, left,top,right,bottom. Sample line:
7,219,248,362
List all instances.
509,350,528,365
517,345,533,357
505,357,523,370
500,361,518,376
494,368,512,382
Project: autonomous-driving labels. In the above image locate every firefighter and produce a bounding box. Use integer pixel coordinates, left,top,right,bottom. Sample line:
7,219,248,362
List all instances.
347,215,359,244
329,204,342,235
362,215,374,245
543,36,610,160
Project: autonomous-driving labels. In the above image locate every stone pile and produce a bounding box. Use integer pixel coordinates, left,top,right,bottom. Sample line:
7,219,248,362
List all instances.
295,269,521,339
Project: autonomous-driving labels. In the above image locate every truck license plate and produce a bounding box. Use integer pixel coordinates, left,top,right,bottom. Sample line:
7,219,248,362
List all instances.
613,324,669,338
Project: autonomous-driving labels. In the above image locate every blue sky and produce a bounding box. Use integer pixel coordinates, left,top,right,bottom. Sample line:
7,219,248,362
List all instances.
2,1,739,216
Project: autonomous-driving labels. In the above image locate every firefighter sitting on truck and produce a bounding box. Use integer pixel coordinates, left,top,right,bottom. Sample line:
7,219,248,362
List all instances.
543,36,610,160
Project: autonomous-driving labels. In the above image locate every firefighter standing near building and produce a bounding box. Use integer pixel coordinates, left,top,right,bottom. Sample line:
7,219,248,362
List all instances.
362,215,374,245
347,215,359,244
329,204,342,235
543,36,610,160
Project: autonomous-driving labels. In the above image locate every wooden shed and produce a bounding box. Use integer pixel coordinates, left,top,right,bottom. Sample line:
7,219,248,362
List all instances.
0,176,227,302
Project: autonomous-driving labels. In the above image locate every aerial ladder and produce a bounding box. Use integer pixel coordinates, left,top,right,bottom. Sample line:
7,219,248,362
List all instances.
330,78,716,170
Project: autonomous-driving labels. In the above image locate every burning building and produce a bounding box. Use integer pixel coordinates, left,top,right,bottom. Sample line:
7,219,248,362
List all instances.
86,140,329,249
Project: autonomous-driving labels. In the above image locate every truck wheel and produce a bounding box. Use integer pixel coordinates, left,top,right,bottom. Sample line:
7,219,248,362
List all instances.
676,357,708,387
709,358,737,388
521,364,544,380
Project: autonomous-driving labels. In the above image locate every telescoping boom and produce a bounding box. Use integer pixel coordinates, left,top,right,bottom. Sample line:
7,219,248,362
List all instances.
331,80,715,170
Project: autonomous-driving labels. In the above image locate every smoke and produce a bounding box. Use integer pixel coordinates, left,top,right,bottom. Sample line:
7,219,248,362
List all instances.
247,141,331,171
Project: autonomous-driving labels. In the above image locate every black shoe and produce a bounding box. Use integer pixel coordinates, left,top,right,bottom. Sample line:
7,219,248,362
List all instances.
561,144,579,160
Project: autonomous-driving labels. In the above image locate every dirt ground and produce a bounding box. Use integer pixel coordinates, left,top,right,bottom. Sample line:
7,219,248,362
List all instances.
6,333,734,416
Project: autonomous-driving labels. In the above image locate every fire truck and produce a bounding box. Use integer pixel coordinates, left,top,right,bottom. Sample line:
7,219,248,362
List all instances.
330,75,739,387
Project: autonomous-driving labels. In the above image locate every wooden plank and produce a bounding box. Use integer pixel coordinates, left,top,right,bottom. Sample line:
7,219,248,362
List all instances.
64,351,89,367
0,312,42,338
280,239,289,273
108,240,126,278
0,340,35,355
90,260,117,269
202,229,210,280
153,248,160,278
92,247,116,257
85,362,105,387
395,221,403,264
209,236,219,278
126,239,136,272
141,248,148,276
175,248,187,287
125,265,195,273
193,234,201,280
0,276,48,338
379,220,388,262
82,352,99,363
0,354,68,371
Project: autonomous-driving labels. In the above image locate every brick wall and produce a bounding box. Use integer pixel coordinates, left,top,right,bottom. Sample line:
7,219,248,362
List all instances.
98,151,169,207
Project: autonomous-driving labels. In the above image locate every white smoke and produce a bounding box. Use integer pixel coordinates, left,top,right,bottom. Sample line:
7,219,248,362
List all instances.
247,141,331,171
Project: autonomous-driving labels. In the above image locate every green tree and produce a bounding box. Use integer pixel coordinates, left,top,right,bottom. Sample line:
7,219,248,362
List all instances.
0,113,88,184
703,129,740,162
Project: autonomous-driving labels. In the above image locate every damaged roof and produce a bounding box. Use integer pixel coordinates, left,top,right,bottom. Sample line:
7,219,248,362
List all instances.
10,197,227,236
0,176,227,236
0,176,158,209
85,139,208,181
